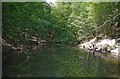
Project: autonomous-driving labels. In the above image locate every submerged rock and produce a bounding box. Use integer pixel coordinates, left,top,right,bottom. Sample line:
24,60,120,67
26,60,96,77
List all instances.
111,48,119,56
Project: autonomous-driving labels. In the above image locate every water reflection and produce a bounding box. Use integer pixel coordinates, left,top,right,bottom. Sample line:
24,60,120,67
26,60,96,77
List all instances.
3,44,119,77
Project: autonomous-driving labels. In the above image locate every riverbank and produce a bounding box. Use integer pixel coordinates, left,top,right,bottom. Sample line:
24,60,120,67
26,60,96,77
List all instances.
2,36,69,62
79,37,120,63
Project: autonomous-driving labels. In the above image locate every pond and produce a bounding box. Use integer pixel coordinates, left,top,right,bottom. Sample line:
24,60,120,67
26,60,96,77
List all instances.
3,44,119,77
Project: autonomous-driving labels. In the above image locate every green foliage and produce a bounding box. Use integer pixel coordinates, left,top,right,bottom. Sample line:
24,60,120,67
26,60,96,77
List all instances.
2,2,76,45
3,2,52,42
2,2,120,45
54,2,120,40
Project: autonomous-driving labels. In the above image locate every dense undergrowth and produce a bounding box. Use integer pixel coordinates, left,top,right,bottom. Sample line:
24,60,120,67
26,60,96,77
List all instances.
2,2,120,47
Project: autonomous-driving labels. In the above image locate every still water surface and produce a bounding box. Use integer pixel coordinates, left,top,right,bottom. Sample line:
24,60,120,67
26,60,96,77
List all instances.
3,44,118,77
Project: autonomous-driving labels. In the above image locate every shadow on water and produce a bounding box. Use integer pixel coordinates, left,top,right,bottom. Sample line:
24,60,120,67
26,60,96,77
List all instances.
3,44,119,77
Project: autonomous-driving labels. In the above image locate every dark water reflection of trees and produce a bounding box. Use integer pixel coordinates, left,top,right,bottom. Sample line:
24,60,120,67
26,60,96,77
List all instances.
3,44,119,77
